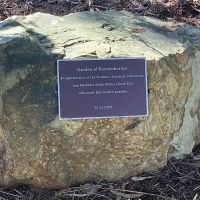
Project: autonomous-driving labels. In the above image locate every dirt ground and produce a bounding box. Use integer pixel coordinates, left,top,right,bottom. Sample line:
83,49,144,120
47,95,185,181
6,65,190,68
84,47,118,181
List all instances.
0,0,200,27
0,0,200,199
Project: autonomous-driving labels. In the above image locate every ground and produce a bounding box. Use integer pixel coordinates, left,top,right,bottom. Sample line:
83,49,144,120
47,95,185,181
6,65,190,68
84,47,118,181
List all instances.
0,0,200,27
0,0,200,199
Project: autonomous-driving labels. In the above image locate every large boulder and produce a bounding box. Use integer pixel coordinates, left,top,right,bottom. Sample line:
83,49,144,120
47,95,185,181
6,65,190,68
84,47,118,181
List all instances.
0,11,200,188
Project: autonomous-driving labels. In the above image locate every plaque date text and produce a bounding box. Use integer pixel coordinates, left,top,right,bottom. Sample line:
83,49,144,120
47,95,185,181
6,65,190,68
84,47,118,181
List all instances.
94,105,113,110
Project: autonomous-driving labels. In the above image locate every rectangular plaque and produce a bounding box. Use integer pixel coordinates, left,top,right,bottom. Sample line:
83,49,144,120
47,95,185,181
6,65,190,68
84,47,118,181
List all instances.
57,58,148,120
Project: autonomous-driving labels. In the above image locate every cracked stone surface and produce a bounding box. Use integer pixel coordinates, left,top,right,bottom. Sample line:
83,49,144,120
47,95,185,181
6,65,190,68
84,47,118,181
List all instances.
0,11,200,188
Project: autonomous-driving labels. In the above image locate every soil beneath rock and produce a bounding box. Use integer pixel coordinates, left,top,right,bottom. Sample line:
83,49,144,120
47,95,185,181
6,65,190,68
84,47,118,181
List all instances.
0,0,200,27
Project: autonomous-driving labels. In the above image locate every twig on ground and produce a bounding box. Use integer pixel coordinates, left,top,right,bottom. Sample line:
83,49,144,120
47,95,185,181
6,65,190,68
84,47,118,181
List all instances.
0,190,22,198
105,188,175,200
191,5,200,13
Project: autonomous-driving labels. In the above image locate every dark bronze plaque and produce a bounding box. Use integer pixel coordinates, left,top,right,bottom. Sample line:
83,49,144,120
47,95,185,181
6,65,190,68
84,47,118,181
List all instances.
57,58,148,120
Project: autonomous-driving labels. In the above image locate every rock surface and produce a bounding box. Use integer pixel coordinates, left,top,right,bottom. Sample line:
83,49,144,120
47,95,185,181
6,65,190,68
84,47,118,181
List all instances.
0,11,200,188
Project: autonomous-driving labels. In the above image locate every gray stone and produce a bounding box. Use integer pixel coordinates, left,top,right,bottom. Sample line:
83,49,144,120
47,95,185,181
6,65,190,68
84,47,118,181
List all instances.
0,11,200,188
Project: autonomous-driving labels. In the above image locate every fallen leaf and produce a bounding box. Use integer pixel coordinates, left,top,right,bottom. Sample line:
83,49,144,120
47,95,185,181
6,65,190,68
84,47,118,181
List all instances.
131,176,153,181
